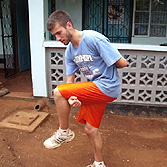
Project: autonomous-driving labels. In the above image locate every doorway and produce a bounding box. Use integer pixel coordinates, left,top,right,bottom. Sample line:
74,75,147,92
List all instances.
15,0,31,72
0,0,31,78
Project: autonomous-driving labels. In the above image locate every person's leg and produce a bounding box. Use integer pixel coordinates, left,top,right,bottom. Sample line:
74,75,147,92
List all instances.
84,122,103,162
43,87,75,149
54,87,70,129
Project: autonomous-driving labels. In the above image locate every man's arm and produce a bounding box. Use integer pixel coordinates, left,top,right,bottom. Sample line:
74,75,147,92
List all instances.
66,74,81,108
115,56,128,68
66,74,75,83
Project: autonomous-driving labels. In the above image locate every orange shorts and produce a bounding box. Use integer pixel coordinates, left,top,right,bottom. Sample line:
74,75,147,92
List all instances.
58,81,116,128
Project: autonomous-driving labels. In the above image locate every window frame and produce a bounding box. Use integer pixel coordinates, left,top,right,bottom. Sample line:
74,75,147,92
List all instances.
133,0,167,38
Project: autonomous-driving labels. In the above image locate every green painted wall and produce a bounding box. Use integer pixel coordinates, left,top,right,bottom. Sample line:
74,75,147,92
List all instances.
56,0,82,31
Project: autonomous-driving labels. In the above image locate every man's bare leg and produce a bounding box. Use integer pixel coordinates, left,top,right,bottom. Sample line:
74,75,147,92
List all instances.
54,88,70,129
43,88,75,149
84,122,103,162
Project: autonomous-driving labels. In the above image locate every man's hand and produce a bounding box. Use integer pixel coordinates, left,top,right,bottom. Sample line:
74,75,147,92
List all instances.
68,96,81,108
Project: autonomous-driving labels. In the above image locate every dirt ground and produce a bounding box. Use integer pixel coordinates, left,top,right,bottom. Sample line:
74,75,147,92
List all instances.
0,98,167,167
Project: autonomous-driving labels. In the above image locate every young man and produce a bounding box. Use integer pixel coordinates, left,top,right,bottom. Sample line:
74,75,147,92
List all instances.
44,10,127,167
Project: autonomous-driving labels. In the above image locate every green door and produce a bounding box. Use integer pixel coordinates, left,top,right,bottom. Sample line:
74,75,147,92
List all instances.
83,0,133,43
15,0,30,71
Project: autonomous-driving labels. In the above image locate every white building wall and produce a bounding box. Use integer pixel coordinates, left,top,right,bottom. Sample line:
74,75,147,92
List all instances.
28,0,47,97
132,37,167,45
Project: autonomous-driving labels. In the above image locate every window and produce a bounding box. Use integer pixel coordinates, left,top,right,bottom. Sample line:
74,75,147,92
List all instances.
134,0,167,37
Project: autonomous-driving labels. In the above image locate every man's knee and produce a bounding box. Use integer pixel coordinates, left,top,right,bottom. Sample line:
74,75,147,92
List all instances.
84,123,98,136
54,87,62,101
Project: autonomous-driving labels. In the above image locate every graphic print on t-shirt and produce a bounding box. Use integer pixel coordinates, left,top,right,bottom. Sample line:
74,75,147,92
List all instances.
73,54,101,80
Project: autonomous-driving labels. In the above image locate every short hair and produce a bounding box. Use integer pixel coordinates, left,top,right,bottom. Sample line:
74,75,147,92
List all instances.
46,10,73,31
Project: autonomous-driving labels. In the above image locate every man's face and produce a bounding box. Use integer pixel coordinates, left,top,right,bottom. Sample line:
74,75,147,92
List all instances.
50,23,72,45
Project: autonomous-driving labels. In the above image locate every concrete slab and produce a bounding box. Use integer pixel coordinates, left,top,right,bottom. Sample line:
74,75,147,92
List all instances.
0,110,49,132
8,111,39,126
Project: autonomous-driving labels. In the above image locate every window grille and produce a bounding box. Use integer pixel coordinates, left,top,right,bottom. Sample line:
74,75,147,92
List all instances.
134,0,167,37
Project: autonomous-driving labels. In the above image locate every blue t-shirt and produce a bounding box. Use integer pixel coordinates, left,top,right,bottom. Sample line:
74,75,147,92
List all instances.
65,30,122,97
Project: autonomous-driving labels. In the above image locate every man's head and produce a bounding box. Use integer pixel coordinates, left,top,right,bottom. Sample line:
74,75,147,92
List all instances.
47,10,73,31
47,10,73,45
